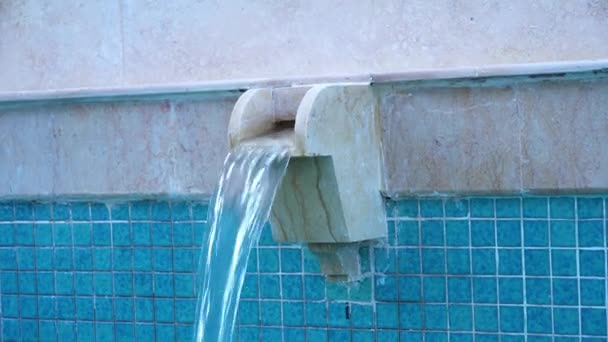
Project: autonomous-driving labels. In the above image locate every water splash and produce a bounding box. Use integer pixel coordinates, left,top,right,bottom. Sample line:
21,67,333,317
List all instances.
193,146,289,342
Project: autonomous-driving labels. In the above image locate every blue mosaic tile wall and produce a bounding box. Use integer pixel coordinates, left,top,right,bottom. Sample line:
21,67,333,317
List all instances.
0,197,607,341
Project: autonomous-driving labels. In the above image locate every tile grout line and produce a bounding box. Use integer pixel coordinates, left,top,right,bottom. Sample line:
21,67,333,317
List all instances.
494,199,502,340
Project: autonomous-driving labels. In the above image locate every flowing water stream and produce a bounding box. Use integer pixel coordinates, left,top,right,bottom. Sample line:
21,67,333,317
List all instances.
193,146,290,342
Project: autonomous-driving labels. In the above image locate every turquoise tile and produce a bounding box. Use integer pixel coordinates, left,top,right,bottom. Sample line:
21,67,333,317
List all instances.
76,297,95,320
304,275,325,300
173,248,194,272
552,249,577,276
580,250,605,276
500,306,524,333
282,301,304,326
523,220,548,246
328,303,350,328
525,278,551,305
176,325,194,342
350,304,373,328
96,322,114,341
260,327,281,342
306,329,327,341
90,203,109,220
284,328,305,342
38,296,55,319
77,322,95,341
447,248,470,274
329,330,350,341
135,298,154,325
0,202,14,221
398,276,421,302
550,221,576,247
2,320,19,341
241,274,258,299
424,304,448,329
522,198,547,218
156,324,175,341
112,223,131,246
302,247,321,273
110,203,130,220
153,249,173,271
0,248,17,270
305,302,326,327
19,296,38,318
423,276,446,302
374,247,396,273
17,247,35,270
57,321,76,341
496,198,520,218
281,275,303,299
34,223,52,245
151,223,172,246
398,248,420,274
473,278,497,303
577,197,603,218
1,271,19,294
474,306,498,332
553,308,579,335
2,295,19,317
259,274,280,299
132,222,151,245
92,223,112,246
115,298,134,321
150,202,171,221
472,249,496,275
425,332,448,342
352,330,374,342
451,333,474,342
38,321,57,340
420,199,443,217
422,248,445,274
578,220,604,247
550,197,575,218
359,246,371,273
72,223,92,246
376,275,398,301
114,272,133,296
74,272,93,295
155,298,174,322
526,306,552,333
499,278,523,304
421,220,444,246
93,248,112,270
15,223,35,245
476,334,499,342
113,247,132,271
14,202,33,220
71,203,90,221
115,323,134,341
55,272,74,295
394,199,418,217
19,271,36,294
173,222,192,246
260,301,282,325
55,248,73,270
258,224,275,246
238,300,259,325
53,223,72,246
135,324,155,340
349,277,372,301
581,308,607,336
258,248,279,272
397,221,419,246
281,248,302,272
0,224,14,245
400,303,422,329
524,250,550,276
498,249,522,275
445,199,469,218
192,202,208,220
470,198,494,218
448,277,471,303
53,203,70,220
57,297,75,319
94,273,113,296
376,303,399,328
239,327,259,341
175,299,195,323
171,202,191,220
130,201,150,220
449,305,472,330
581,278,606,305
132,248,152,271
496,220,521,247
378,330,400,340
446,220,469,246
134,273,154,296
174,274,194,297
471,220,494,246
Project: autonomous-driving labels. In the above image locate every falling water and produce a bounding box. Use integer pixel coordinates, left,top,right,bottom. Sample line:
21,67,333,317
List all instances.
193,146,290,342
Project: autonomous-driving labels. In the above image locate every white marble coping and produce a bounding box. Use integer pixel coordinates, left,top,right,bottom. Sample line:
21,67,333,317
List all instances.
1,59,607,104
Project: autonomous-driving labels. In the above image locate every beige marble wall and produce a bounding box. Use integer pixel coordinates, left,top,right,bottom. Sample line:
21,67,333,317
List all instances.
0,94,238,199
2,0,607,92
